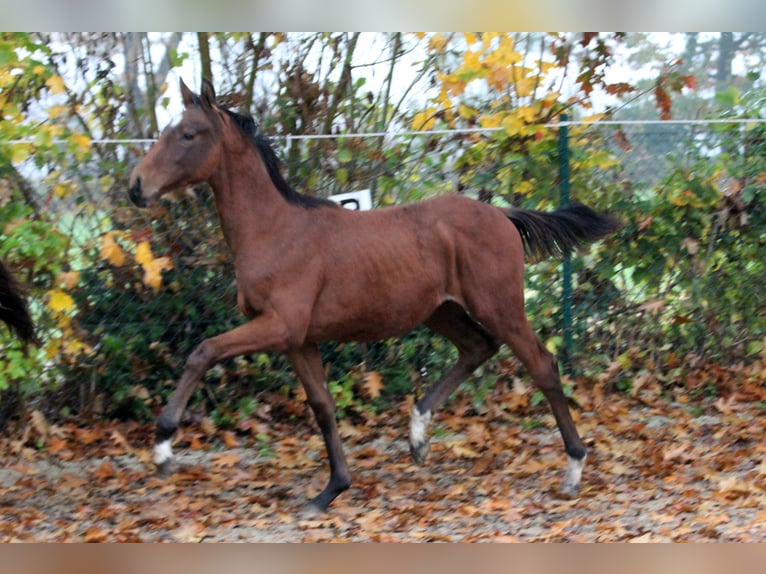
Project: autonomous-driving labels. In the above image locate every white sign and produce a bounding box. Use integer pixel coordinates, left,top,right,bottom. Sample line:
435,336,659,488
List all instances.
329,189,372,211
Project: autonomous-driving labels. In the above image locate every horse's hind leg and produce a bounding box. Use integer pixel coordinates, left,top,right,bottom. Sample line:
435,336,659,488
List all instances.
410,302,499,464
497,317,586,496
286,344,350,513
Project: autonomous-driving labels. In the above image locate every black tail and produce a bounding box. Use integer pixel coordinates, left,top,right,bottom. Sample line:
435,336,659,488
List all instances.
507,202,622,260
0,260,38,345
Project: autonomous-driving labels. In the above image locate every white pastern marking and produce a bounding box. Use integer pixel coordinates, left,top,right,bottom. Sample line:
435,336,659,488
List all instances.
409,406,432,446
153,439,173,465
563,454,585,489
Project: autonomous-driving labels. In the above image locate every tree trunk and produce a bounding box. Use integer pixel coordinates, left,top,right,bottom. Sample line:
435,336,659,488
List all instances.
244,33,269,111
198,32,212,84
122,32,146,138
716,32,734,92
321,32,360,135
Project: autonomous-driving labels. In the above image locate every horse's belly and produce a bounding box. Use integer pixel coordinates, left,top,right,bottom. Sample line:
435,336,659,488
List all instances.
308,285,442,343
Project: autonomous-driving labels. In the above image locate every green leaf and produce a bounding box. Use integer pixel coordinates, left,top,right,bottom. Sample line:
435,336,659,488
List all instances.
714,86,740,108
337,149,353,164
0,41,17,65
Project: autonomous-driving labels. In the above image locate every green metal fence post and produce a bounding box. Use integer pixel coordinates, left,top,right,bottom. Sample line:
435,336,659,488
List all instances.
558,114,573,374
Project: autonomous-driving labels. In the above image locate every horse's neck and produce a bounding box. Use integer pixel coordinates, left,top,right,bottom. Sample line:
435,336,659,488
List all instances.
209,150,291,262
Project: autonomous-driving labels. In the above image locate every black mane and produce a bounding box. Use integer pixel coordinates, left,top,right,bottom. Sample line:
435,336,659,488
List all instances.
222,107,337,209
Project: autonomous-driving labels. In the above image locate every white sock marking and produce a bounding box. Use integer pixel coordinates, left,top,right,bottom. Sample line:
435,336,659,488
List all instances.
153,439,173,465
409,406,432,446
562,454,585,492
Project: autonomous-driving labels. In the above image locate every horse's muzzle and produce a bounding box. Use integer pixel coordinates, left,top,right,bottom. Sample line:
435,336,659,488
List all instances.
129,178,147,207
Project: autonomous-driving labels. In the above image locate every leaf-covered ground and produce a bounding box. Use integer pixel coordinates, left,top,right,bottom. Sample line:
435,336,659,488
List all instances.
1,373,765,542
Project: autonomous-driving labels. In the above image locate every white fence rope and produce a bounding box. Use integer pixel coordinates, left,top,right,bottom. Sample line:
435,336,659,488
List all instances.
2,118,765,147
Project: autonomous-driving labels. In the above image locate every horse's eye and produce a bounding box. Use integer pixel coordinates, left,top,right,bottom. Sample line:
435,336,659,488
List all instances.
182,132,194,141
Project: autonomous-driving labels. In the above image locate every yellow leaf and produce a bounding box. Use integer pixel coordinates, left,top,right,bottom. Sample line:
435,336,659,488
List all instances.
53,183,70,198
463,32,477,45
47,105,67,119
428,33,448,52
45,338,62,359
142,256,173,291
134,241,154,266
72,133,91,150
458,104,477,120
48,289,75,313
580,113,605,123
411,109,436,131
487,66,512,90
485,36,522,67
516,180,533,195
517,106,536,123
100,233,126,267
478,113,502,129
436,89,452,108
461,50,482,73
501,114,524,137
481,32,500,46
45,74,66,95
514,77,534,98
64,338,93,356
441,72,466,97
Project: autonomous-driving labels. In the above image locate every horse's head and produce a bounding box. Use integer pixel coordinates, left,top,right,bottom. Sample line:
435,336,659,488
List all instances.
129,79,225,207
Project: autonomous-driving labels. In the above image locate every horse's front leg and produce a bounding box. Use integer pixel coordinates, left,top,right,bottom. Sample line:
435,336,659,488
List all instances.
153,312,292,472
286,344,350,513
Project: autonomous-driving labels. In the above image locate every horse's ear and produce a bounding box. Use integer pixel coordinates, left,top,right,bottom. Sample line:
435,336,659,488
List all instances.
180,79,195,108
200,78,217,110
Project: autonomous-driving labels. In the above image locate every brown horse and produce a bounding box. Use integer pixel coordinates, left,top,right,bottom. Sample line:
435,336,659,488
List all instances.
0,260,38,346
128,79,621,513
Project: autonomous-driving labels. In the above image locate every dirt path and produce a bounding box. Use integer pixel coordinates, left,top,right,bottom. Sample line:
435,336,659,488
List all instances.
1,393,765,542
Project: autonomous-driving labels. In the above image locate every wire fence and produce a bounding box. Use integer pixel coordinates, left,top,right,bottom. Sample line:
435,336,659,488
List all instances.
2,117,765,418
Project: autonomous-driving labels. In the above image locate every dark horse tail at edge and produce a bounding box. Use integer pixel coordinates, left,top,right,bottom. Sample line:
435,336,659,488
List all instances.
507,201,621,261
0,260,38,346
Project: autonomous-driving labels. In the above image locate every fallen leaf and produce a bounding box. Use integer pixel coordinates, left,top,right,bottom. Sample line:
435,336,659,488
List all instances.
200,417,217,437
210,453,241,468
47,435,70,455
362,371,383,400
94,459,117,480
30,410,49,440
171,521,207,543
83,526,108,543
449,442,482,459
222,430,239,448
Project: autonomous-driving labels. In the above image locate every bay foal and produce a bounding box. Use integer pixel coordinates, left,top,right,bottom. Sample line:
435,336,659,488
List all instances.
129,80,620,512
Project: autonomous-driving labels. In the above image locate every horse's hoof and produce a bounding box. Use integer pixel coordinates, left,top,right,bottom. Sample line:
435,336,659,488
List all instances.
155,459,174,477
410,441,430,465
558,482,580,499
301,500,328,518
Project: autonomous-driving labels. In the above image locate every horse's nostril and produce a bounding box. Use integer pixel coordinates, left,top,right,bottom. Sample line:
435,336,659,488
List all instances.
129,177,147,207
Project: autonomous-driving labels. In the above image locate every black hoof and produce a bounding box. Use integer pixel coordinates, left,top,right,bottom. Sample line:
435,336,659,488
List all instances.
301,500,328,518
410,440,430,465
155,459,174,477
558,482,581,499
